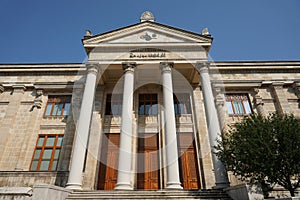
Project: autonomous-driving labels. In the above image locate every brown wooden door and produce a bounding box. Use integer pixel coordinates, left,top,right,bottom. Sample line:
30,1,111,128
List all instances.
97,133,120,190
177,133,200,190
137,133,159,190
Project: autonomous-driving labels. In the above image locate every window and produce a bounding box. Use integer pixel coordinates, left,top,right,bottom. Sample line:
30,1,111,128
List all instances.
105,94,123,115
139,94,158,115
30,134,63,171
225,94,252,115
174,94,192,115
44,96,71,117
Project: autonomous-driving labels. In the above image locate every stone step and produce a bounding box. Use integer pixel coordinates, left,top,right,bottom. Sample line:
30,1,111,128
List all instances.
66,190,232,200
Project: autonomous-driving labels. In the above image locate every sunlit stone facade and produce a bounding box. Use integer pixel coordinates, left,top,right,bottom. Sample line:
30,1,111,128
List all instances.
0,12,299,199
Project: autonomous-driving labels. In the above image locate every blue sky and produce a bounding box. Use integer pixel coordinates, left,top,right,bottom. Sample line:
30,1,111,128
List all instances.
0,0,299,63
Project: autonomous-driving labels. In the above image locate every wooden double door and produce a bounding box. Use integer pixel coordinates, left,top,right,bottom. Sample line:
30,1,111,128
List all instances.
97,132,200,190
97,133,120,190
177,132,201,190
137,133,160,190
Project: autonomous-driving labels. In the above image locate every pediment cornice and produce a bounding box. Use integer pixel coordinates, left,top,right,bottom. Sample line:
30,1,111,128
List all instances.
82,21,212,47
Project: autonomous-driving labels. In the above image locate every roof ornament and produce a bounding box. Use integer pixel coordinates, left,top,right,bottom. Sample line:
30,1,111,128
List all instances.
201,28,211,36
85,30,92,37
140,11,155,22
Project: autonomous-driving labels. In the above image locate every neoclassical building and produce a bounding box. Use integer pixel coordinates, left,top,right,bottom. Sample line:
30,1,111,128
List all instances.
0,12,299,199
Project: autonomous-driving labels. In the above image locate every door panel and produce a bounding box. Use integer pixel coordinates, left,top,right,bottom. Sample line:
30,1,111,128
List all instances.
137,133,159,190
97,134,120,190
178,133,200,190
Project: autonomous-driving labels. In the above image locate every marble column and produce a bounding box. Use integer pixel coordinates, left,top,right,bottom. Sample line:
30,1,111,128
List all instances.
66,63,99,190
115,62,136,190
160,62,183,190
197,62,230,189
253,88,265,116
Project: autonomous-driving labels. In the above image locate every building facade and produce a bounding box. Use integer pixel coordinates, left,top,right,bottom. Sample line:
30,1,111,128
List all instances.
0,11,300,198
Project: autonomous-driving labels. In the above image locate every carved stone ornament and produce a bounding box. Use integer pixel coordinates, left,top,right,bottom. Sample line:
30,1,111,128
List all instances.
196,62,209,74
140,32,157,41
160,62,173,72
122,62,136,73
32,89,44,109
0,85,4,93
140,11,155,22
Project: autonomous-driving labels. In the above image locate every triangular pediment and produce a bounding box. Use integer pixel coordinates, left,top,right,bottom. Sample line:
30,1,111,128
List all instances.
83,21,212,46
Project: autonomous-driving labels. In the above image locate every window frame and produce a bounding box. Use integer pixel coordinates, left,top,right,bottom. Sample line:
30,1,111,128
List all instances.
44,95,71,117
138,94,158,115
105,94,123,115
173,93,192,115
30,134,64,171
225,93,252,116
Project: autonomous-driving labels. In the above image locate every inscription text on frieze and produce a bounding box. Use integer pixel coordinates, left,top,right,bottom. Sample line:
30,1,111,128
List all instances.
129,52,166,58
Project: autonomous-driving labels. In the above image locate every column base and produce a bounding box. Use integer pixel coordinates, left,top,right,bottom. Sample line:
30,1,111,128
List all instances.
65,183,82,190
166,182,183,190
213,181,230,190
114,183,133,190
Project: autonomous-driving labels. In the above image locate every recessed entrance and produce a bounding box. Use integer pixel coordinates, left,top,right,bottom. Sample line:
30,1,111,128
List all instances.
137,133,160,190
97,133,120,190
177,132,201,189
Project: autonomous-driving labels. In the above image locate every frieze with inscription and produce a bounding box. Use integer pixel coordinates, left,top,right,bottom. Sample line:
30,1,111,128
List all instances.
129,52,166,58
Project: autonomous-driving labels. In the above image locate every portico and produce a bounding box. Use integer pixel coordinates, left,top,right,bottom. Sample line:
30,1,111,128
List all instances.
66,11,229,191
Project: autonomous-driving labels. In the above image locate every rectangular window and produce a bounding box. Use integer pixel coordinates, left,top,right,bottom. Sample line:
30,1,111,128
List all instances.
44,96,71,117
174,94,192,115
105,94,123,115
139,94,158,115
30,134,64,171
225,94,252,115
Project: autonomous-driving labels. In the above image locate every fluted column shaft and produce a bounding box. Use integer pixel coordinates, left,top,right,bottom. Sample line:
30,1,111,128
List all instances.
115,63,136,190
160,62,183,190
197,62,230,189
66,64,99,190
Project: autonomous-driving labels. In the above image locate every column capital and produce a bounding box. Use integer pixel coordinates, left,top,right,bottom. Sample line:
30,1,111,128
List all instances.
160,62,173,73
196,61,209,74
86,63,99,75
122,62,136,73
253,88,264,106
213,85,225,106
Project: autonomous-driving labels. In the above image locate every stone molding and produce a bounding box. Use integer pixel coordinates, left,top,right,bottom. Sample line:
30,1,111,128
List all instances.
12,85,26,94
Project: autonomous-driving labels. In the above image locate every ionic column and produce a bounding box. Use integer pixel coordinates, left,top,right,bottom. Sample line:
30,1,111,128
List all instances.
160,62,182,190
66,63,99,190
197,62,230,189
253,88,265,116
115,62,136,190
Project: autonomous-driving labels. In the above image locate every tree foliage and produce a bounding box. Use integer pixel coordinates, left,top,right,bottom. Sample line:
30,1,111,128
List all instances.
215,112,300,197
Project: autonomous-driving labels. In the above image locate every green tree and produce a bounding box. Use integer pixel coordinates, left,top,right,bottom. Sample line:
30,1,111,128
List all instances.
215,112,300,197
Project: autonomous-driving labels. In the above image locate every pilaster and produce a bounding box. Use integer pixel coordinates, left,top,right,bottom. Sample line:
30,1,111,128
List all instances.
213,86,226,131
271,82,290,114
253,88,265,116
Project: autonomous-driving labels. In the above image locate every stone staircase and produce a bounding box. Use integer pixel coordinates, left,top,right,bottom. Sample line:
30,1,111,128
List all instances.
66,190,232,200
